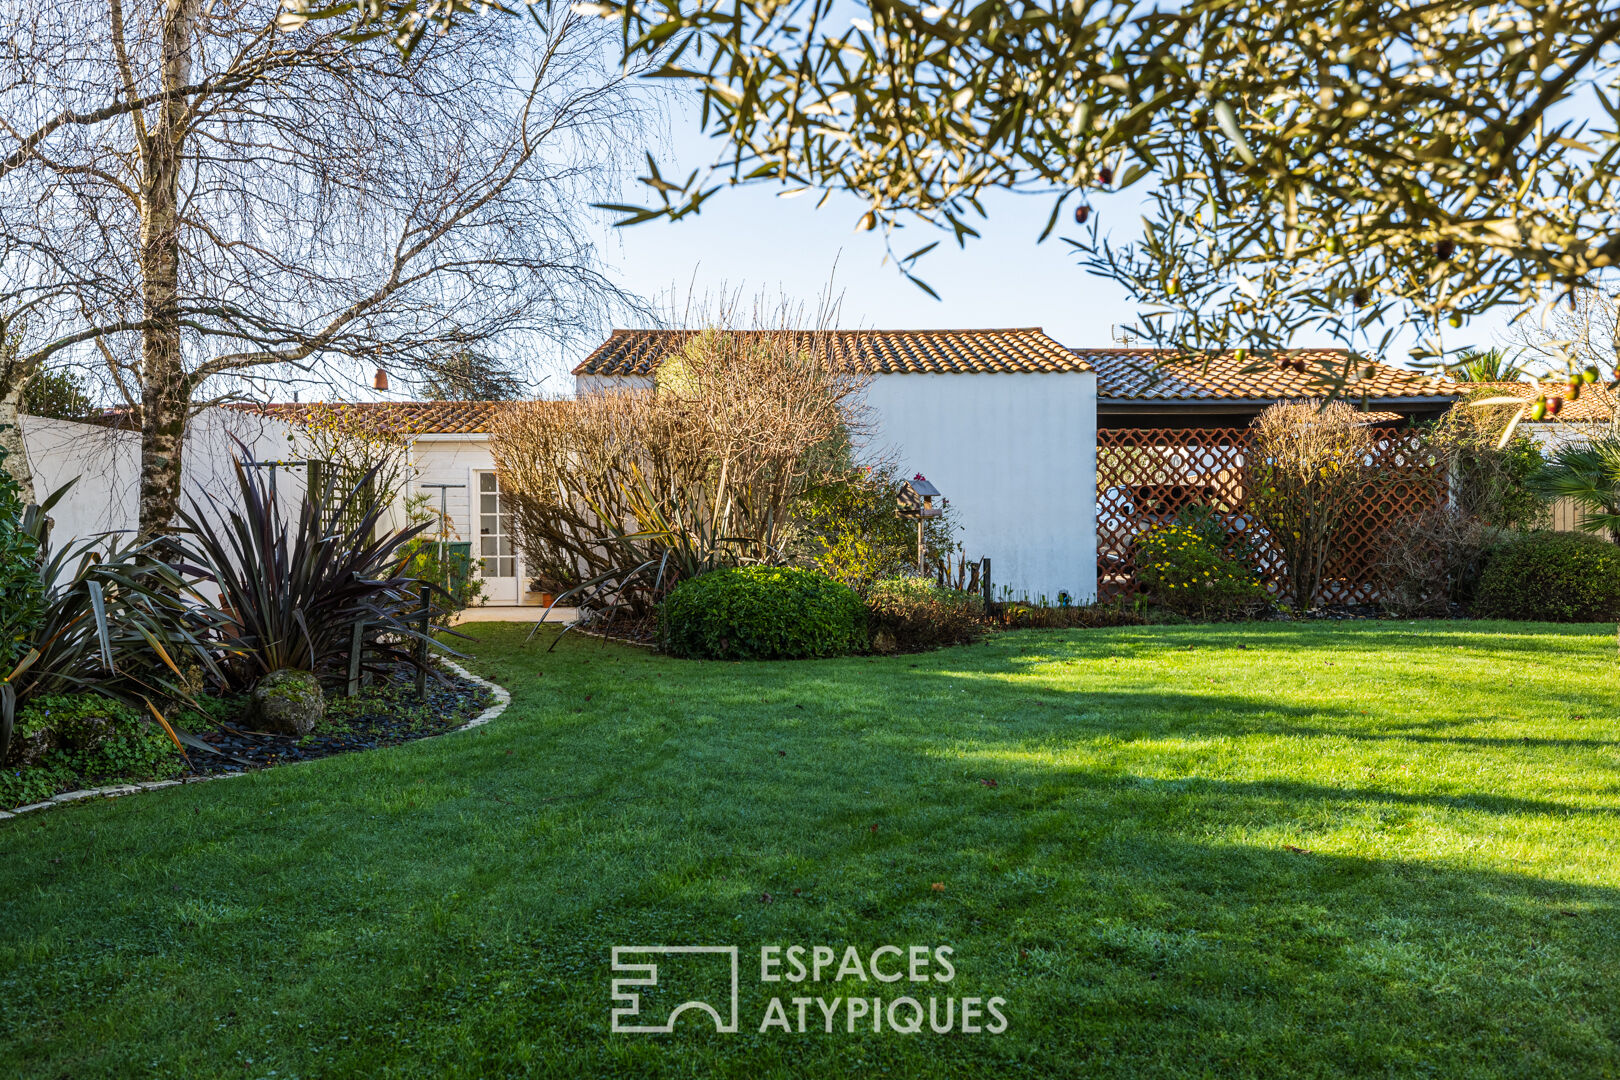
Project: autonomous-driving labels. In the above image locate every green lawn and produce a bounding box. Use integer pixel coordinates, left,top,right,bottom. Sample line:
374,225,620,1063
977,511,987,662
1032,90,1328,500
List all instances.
3,622,1620,1078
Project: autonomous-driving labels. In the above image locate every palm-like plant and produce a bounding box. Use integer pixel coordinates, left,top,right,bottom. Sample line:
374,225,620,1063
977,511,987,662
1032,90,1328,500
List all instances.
1449,348,1527,383
2,483,226,763
1530,436,1620,541
175,460,452,689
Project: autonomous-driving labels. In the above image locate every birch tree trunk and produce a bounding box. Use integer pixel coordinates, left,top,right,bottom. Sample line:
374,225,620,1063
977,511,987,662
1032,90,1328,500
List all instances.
0,321,36,504
0,386,35,505
134,0,198,537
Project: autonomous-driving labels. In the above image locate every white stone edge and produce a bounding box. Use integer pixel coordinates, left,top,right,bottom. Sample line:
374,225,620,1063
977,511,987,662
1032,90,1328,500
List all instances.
0,661,512,822
439,659,512,732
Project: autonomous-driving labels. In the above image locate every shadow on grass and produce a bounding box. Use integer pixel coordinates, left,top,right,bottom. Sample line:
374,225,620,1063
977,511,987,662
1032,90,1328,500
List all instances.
4,622,1620,1077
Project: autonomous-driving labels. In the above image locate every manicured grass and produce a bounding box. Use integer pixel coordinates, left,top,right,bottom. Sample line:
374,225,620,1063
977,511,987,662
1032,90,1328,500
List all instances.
3,621,1619,1078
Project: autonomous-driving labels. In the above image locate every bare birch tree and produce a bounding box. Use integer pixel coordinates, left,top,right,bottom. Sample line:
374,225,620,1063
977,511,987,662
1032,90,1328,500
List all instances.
0,1,650,534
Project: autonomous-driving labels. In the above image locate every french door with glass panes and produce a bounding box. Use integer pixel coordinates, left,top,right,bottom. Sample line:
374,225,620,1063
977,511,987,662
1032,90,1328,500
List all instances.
475,470,518,602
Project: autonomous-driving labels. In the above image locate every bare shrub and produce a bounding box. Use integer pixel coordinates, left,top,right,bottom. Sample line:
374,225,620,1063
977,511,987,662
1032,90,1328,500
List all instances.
490,326,863,621
282,404,417,517
1375,508,1497,617
1250,401,1374,612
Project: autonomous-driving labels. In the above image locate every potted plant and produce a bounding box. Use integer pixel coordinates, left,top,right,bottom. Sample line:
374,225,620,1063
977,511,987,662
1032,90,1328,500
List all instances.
527,573,569,607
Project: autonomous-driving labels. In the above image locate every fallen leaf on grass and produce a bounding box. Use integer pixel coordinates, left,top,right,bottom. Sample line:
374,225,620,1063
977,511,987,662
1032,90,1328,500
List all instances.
979,778,999,788
760,893,773,904
931,882,945,892
1283,844,1313,855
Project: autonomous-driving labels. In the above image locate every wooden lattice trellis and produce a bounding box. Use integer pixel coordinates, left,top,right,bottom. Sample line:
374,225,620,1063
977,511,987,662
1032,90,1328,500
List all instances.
1097,427,1447,605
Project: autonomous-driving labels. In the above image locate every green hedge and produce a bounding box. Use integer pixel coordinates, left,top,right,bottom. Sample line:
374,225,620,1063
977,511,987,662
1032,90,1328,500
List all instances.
1473,531,1620,622
0,447,45,678
661,566,867,660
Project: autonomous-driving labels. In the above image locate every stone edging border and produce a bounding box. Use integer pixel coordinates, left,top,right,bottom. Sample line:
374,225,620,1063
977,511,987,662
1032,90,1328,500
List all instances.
571,626,657,650
439,659,512,730
0,660,512,823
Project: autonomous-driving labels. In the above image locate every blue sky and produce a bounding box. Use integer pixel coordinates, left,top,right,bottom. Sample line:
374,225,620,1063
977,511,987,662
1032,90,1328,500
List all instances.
545,96,1520,389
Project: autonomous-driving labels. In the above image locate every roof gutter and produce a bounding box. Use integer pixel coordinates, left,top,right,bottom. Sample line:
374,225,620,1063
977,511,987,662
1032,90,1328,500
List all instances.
1099,395,1459,406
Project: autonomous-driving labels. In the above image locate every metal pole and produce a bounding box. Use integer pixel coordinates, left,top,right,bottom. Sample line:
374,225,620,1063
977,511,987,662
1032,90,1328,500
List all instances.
347,618,365,698
240,458,309,510
419,483,466,597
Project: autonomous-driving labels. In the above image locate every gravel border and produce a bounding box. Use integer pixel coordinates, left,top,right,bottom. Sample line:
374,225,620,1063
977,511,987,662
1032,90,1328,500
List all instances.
0,660,512,822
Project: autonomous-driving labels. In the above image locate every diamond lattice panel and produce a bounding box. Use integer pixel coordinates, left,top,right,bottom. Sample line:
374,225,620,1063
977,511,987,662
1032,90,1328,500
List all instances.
1097,428,1446,605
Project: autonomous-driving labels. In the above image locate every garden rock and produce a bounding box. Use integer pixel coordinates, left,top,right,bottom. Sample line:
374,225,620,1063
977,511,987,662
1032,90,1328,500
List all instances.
251,669,325,736
3,725,54,768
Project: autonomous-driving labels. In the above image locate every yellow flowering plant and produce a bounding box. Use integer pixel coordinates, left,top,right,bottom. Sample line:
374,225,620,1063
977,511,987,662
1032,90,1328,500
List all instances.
1135,524,1267,621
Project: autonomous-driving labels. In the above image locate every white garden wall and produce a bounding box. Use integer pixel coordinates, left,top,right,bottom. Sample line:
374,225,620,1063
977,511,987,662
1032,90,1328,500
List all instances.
858,371,1098,603
20,408,300,552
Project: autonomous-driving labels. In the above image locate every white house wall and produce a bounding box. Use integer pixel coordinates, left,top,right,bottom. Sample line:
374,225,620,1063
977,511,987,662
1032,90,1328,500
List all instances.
407,436,489,547
20,408,299,551
575,374,653,396
575,369,1100,602
858,372,1098,603
406,435,525,605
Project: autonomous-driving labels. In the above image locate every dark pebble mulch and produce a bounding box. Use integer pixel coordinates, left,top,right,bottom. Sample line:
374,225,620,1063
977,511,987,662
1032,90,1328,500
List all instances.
189,664,493,777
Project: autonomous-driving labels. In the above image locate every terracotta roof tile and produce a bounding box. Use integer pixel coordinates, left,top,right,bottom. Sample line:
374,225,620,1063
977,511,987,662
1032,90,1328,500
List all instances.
572,328,1090,377
1086,348,1458,401
1458,380,1618,424
227,400,527,435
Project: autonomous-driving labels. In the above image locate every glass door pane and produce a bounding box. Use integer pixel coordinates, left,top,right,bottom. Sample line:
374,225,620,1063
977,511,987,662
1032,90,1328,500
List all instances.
477,471,515,578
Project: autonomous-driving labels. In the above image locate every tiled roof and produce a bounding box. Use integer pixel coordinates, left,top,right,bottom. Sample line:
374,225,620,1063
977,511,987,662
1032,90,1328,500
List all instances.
1086,348,1458,401
228,400,526,435
1458,380,1618,423
572,328,1090,377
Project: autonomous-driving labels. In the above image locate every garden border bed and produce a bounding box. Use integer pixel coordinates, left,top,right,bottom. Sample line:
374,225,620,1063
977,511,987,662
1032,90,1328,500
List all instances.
0,660,511,821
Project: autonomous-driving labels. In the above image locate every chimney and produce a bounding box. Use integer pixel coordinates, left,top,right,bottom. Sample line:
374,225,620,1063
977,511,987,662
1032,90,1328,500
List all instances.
373,367,389,392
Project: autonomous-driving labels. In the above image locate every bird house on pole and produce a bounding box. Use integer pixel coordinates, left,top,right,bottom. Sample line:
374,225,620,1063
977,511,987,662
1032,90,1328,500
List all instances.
897,474,943,572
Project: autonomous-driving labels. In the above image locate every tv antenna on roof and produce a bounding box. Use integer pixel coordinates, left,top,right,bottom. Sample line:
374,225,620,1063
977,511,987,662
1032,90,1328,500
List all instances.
1110,324,1137,347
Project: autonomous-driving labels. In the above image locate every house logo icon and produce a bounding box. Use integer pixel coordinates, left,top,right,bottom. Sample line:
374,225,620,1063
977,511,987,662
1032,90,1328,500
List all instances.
610,946,740,1034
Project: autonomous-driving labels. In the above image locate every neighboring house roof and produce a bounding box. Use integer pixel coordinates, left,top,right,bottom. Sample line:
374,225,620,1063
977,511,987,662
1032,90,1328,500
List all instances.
1085,348,1459,402
1458,380,1618,424
229,400,523,435
572,328,1090,377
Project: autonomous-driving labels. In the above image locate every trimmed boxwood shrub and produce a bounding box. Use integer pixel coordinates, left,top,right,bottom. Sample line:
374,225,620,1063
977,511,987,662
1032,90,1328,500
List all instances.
661,566,867,659
1473,530,1620,622
866,576,984,652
